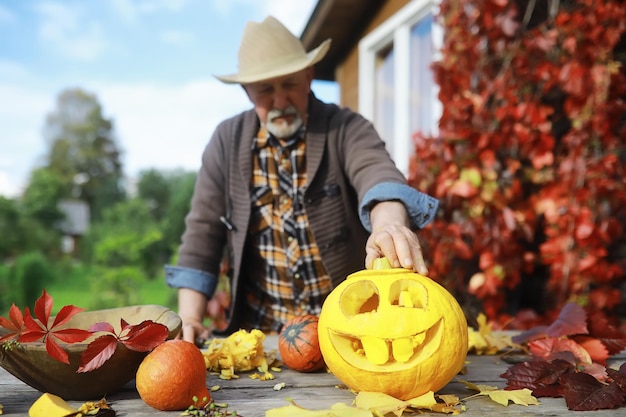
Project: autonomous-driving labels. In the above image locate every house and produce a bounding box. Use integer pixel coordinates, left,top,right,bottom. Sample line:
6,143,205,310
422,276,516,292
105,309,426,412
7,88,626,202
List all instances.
301,0,441,176
57,199,90,255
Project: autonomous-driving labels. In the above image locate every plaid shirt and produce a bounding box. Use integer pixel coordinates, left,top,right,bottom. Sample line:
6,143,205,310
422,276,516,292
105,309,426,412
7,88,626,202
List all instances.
244,127,332,332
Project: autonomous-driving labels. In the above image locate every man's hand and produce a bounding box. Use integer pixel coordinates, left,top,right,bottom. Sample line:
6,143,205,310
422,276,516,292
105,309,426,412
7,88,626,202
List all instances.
365,200,429,275
177,288,211,345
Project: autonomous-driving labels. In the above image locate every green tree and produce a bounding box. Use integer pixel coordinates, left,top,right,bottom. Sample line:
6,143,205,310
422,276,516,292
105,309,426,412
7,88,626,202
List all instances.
12,252,56,309
21,168,65,227
0,196,23,259
162,171,196,247
85,198,163,307
43,88,126,221
137,169,171,221
88,198,162,268
136,169,196,273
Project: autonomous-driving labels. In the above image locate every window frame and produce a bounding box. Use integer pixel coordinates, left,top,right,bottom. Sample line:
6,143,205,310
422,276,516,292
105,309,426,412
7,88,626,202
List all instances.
358,0,441,176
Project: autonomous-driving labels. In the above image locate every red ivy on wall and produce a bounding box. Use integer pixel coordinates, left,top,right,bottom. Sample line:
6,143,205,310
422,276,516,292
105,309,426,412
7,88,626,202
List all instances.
409,0,626,328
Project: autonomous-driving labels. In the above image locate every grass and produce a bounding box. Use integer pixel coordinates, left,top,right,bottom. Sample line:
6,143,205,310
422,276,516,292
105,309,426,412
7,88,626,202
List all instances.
48,277,178,314
1,263,178,317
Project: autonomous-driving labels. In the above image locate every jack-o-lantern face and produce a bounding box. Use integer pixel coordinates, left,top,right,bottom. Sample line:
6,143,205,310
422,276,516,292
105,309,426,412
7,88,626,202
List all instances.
318,258,468,400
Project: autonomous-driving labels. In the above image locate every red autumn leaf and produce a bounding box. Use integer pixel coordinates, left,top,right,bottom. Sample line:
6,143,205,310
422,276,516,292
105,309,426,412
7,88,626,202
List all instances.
51,304,85,329
89,322,116,334
606,367,626,391
528,337,591,364
46,335,70,364
545,303,588,338
0,304,25,342
511,325,548,344
50,328,93,344
120,320,168,352
573,337,609,365
13,291,94,364
19,308,47,342
512,302,588,344
77,318,168,372
558,372,625,411
501,359,574,397
77,334,119,373
584,310,626,355
33,289,53,327
120,318,130,330
577,362,609,382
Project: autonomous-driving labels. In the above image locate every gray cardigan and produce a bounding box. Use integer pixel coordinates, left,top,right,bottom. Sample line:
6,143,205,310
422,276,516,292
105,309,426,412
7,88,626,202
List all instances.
166,95,438,333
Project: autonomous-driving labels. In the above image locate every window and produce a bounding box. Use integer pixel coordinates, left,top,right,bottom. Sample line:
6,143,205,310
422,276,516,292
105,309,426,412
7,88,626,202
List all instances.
359,0,441,176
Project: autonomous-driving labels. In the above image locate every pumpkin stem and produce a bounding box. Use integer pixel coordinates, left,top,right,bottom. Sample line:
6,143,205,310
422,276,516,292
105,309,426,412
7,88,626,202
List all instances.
373,257,392,270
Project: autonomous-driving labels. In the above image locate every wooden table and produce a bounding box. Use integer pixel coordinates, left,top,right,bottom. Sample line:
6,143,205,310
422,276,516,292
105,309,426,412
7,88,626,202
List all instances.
1,336,625,416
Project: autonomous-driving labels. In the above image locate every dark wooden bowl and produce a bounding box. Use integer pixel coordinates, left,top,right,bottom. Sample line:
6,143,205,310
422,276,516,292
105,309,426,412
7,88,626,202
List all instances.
0,304,181,400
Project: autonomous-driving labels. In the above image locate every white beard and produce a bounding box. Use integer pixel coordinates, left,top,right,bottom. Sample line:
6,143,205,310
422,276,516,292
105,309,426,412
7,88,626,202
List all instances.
265,106,303,139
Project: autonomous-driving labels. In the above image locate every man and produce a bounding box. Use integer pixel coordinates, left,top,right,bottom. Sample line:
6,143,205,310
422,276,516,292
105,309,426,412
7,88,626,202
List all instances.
166,16,438,341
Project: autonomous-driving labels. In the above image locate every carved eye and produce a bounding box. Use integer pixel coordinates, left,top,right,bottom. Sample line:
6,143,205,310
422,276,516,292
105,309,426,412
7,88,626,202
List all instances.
389,279,428,308
339,280,379,317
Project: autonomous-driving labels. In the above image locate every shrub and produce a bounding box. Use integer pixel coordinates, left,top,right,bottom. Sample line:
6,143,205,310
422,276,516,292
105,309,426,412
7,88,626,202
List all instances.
12,252,57,308
410,0,626,327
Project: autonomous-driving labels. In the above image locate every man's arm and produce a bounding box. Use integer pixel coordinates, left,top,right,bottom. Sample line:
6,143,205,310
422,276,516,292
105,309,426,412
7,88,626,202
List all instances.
366,200,429,275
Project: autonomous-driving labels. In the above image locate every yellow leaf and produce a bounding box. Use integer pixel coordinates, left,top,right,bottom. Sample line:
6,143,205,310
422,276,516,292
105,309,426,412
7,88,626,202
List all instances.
437,394,460,406
354,392,407,417
406,391,437,408
406,392,462,414
457,379,499,392
467,314,516,355
77,397,111,415
265,402,372,417
458,379,539,407
486,389,539,407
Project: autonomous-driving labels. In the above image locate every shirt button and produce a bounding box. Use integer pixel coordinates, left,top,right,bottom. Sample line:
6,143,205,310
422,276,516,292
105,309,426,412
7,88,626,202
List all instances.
294,273,301,280
287,236,294,242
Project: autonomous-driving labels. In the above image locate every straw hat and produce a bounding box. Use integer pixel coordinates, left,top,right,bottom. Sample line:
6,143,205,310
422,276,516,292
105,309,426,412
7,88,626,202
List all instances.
215,16,331,84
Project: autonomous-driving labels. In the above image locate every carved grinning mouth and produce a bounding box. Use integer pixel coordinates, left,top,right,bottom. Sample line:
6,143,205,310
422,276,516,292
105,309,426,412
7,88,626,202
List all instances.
326,318,444,372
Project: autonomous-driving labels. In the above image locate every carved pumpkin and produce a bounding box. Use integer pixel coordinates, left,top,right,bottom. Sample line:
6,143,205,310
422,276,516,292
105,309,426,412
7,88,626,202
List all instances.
318,258,468,400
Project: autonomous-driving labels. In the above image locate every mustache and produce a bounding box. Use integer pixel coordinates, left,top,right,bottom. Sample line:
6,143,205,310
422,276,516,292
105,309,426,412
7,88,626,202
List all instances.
267,106,299,121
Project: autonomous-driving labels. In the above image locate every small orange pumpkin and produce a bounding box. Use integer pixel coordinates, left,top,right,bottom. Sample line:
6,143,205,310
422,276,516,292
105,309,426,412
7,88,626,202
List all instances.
136,340,211,411
318,258,468,400
278,315,325,372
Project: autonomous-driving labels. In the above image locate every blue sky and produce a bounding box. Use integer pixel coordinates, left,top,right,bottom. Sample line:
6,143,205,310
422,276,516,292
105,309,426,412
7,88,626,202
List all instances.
0,0,338,197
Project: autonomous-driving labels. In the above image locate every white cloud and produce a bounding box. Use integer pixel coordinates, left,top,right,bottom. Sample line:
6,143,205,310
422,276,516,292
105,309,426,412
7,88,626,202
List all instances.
0,82,54,197
0,59,31,80
110,0,187,22
90,79,251,179
208,0,316,34
34,1,108,61
0,76,251,197
0,172,14,197
261,0,317,35
160,30,195,46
